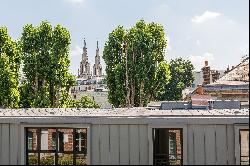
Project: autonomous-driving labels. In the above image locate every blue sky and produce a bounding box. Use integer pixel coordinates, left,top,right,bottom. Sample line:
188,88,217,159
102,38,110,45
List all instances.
0,0,249,75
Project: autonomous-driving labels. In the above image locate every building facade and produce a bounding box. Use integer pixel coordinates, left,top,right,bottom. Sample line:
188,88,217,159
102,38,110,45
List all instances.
182,62,225,100
202,57,249,102
0,108,248,165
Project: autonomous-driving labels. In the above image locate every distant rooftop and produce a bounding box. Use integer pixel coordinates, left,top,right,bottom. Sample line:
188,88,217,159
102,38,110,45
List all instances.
211,57,249,86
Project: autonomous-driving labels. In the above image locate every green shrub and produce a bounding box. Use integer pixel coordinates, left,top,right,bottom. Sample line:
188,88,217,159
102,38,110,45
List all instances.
28,154,87,165
58,155,73,165
28,154,38,165
40,155,54,165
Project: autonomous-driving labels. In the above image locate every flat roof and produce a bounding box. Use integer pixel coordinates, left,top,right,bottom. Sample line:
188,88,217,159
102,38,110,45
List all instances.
0,108,248,117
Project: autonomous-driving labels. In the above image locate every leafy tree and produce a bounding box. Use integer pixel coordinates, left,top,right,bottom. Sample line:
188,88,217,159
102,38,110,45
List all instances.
0,27,21,108
73,96,100,108
59,95,100,108
157,58,195,101
103,20,171,107
20,21,75,108
19,81,33,108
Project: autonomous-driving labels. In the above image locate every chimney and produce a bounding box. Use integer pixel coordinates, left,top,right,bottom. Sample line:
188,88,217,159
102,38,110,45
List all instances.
208,100,214,110
205,61,208,66
202,61,210,85
196,84,204,95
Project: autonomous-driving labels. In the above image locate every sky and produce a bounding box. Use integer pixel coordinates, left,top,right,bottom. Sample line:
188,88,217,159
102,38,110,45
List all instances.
0,0,249,75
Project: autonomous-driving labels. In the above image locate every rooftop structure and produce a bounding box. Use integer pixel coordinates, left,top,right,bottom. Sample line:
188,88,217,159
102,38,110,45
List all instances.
0,108,248,165
210,56,249,85
0,108,248,118
187,57,249,103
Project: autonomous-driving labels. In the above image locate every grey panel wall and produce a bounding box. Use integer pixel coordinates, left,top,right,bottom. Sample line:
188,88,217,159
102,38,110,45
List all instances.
91,124,149,165
187,124,236,165
0,124,21,165
0,123,241,165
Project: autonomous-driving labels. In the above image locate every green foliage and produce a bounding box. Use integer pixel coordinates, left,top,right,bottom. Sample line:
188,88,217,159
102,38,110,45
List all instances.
40,155,55,165
72,96,100,108
157,58,195,101
28,155,38,165
59,94,100,108
19,81,34,108
103,20,171,107
58,155,73,165
28,154,86,165
0,27,21,108
154,62,171,99
20,21,75,108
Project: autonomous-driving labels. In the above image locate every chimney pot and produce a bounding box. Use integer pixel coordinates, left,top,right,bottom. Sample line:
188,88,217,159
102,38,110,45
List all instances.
205,61,208,66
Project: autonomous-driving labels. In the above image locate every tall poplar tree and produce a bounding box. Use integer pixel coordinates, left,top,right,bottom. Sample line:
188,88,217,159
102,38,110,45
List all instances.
0,27,21,108
103,20,171,107
20,21,75,108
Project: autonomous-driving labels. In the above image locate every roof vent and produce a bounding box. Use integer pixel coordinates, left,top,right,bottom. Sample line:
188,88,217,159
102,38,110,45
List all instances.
234,110,240,114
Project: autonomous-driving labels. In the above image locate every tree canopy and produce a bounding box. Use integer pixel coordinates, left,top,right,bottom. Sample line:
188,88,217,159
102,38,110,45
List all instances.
20,21,75,108
0,27,21,108
103,20,171,107
157,58,195,101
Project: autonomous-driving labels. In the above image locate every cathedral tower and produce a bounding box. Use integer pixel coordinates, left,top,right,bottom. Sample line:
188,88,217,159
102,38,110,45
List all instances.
78,38,91,79
93,41,102,77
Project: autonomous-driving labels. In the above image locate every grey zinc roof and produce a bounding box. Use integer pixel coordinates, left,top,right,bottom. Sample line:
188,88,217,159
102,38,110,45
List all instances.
0,108,248,117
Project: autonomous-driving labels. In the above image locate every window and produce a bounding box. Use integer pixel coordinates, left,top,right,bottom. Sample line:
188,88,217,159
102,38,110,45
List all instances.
75,129,87,152
169,132,177,157
28,131,33,150
153,128,183,165
240,129,249,165
26,128,87,165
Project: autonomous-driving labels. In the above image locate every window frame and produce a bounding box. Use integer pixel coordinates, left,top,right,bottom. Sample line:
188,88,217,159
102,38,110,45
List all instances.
148,125,187,165
235,125,249,165
21,124,91,165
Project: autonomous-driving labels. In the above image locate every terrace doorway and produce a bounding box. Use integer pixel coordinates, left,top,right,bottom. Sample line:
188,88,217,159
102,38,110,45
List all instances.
153,128,183,165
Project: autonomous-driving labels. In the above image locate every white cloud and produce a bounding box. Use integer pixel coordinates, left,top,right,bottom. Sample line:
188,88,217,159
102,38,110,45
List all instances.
191,11,221,24
189,52,215,71
70,45,82,57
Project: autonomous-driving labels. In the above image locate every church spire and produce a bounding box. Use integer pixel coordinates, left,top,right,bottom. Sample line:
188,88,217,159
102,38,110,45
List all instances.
96,40,99,56
93,40,102,77
79,38,91,79
84,38,86,48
